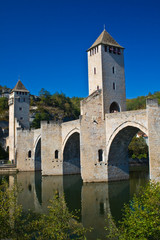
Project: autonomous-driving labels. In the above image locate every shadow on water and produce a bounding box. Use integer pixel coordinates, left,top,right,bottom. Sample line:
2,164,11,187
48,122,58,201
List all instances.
35,171,42,205
63,174,82,220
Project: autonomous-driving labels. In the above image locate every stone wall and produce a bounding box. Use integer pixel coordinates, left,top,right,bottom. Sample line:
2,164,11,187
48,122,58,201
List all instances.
41,121,62,175
102,46,126,114
88,45,103,95
16,129,35,171
147,99,160,181
80,90,107,182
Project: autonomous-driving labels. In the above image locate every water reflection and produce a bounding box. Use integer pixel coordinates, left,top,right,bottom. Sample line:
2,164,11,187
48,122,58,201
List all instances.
3,169,149,240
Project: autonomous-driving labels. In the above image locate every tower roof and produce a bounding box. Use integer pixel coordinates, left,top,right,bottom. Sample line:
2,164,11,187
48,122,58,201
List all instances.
11,80,29,93
87,30,124,51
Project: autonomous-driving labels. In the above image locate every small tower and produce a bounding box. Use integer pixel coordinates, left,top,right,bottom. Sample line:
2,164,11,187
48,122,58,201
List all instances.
87,29,126,115
8,80,30,162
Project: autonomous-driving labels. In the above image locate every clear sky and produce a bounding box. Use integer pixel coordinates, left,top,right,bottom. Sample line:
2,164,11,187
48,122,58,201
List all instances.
0,0,160,98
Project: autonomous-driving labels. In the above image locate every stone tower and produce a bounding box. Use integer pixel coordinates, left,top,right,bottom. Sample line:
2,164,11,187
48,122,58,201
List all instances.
8,80,30,162
87,29,126,115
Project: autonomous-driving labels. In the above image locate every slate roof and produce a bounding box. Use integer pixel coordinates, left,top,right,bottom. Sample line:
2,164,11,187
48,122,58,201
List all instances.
87,30,124,51
12,80,29,93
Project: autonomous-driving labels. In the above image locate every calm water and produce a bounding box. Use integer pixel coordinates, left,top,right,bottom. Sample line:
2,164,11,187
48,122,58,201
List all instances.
0,167,149,240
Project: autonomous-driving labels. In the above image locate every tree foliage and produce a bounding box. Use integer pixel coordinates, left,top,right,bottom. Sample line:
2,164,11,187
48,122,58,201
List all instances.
0,181,89,240
106,181,160,240
128,136,148,160
31,89,83,129
0,97,9,120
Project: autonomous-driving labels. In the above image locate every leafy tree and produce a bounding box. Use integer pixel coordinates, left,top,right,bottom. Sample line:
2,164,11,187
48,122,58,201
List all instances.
31,194,89,240
128,136,148,159
106,181,160,240
0,97,8,111
0,181,89,239
31,112,51,129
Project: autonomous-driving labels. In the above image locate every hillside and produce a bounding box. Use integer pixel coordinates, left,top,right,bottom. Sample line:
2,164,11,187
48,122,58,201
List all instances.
1,85,160,127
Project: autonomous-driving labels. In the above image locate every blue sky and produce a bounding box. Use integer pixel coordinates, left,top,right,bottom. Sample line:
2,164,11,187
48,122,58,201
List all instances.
0,0,160,98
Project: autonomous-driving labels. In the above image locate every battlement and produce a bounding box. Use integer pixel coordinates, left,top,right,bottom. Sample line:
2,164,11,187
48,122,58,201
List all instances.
41,120,62,126
146,98,158,108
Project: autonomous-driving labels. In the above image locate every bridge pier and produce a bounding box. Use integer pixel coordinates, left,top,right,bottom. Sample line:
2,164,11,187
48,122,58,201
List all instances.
147,99,160,182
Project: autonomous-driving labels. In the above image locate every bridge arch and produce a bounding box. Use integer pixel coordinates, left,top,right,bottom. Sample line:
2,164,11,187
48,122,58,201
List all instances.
63,130,80,175
34,135,41,171
62,127,80,152
106,121,148,181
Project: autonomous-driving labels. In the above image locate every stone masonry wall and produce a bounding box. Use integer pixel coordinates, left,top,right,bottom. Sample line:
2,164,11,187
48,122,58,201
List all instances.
41,121,62,175
80,90,107,182
88,45,103,95
147,99,160,181
102,46,126,114
16,129,35,171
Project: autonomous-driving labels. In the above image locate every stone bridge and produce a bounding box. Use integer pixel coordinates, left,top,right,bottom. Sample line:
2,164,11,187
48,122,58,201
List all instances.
15,98,160,183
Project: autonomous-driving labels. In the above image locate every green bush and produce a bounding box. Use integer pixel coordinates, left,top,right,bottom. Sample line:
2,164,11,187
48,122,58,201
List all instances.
106,181,160,240
0,181,89,239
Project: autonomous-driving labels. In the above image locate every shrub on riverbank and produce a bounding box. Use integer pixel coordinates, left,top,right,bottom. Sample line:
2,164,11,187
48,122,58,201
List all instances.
106,181,160,240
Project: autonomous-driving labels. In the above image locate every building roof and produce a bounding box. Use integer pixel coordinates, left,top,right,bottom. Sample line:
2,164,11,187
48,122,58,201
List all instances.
87,30,124,51
11,80,29,93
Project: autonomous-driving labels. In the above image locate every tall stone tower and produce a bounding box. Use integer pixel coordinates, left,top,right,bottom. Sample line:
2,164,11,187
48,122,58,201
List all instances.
87,29,126,115
8,80,30,162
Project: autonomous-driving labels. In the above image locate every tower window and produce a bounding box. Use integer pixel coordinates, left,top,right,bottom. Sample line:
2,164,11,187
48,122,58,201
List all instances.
19,107,22,111
112,67,114,74
20,117,23,120
18,98,20,102
113,82,116,90
55,150,59,159
105,46,107,52
25,92,27,95
94,67,96,74
98,149,103,162
23,98,25,102
28,150,31,158
118,48,121,55
113,47,117,54
109,47,113,53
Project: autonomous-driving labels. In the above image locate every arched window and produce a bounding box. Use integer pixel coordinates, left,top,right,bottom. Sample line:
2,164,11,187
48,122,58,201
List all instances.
109,102,120,113
98,149,103,162
28,150,31,158
55,150,59,159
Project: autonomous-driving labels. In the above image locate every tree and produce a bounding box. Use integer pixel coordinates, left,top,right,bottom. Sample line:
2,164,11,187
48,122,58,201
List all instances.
106,181,160,240
128,136,148,159
0,181,89,239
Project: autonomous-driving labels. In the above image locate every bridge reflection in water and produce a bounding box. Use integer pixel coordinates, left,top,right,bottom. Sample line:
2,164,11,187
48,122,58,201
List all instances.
7,169,149,240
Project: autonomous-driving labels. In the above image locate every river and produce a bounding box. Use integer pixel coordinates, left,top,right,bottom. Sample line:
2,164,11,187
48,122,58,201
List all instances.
0,166,149,240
